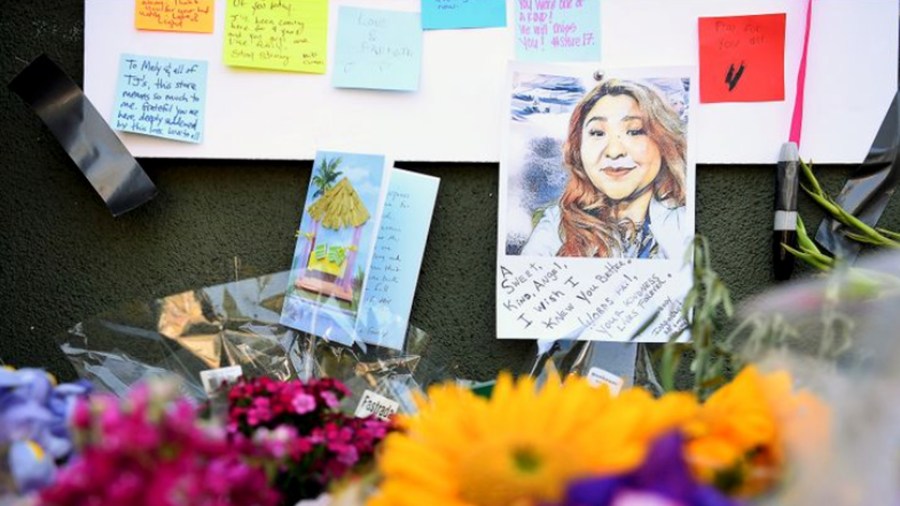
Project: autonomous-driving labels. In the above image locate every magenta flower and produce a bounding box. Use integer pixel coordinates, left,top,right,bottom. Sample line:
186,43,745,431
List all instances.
39,380,280,506
557,432,742,506
291,393,316,415
320,391,340,409
224,376,392,503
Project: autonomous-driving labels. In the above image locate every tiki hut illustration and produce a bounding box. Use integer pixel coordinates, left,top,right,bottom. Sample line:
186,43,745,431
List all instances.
294,176,370,302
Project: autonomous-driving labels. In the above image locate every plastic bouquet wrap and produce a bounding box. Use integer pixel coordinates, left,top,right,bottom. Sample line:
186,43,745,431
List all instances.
57,271,298,400
56,271,452,419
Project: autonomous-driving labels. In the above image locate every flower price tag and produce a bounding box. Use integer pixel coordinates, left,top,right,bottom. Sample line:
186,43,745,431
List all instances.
587,367,624,396
199,365,243,395
354,390,400,421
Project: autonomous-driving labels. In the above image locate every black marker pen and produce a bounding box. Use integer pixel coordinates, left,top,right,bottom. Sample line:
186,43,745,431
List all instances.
773,141,799,281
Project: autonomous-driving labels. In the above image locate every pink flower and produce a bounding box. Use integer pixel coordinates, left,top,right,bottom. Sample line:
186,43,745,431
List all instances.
40,381,281,506
291,394,316,415
320,391,340,409
246,397,272,426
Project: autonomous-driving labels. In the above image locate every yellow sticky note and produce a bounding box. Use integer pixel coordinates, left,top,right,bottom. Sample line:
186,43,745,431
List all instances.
224,0,328,73
135,0,215,33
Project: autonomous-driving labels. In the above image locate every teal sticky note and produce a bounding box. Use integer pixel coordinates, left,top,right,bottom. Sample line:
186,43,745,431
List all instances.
111,54,207,143
421,0,506,30
515,0,601,62
333,7,422,92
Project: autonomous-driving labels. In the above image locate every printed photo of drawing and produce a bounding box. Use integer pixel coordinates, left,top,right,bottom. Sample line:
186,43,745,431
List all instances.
280,151,388,345
505,70,691,260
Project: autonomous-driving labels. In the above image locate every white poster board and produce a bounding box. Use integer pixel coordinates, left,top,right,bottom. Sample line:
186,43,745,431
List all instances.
84,0,897,163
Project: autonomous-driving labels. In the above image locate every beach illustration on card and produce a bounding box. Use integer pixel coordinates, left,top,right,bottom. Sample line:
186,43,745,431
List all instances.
281,151,389,345
497,63,695,342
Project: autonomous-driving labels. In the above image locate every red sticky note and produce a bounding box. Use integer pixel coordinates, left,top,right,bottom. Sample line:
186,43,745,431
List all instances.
698,13,786,103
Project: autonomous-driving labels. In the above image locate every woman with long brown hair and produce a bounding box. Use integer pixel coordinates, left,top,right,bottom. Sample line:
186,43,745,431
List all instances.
521,78,688,259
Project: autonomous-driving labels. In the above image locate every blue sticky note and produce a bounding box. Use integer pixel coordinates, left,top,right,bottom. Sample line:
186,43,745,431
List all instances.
333,7,422,91
515,0,601,62
421,0,507,30
355,170,440,350
111,54,207,143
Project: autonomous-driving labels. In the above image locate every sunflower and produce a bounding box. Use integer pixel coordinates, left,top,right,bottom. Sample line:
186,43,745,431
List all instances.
368,373,696,506
683,365,829,497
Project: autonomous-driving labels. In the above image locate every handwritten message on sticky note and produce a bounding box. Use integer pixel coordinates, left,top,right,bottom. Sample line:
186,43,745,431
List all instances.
224,0,328,73
421,0,506,30
356,169,439,350
515,0,601,62
112,54,207,143
135,0,214,33
333,7,422,91
699,13,786,103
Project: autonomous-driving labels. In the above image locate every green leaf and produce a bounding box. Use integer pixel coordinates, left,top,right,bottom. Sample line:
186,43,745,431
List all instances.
783,244,833,270
876,228,900,241
799,159,823,195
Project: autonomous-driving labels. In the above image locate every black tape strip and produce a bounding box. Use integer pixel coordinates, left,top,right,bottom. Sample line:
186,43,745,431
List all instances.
815,91,900,259
9,55,157,217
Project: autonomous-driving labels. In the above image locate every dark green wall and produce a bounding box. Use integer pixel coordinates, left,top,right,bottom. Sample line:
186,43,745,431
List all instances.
2,2,898,382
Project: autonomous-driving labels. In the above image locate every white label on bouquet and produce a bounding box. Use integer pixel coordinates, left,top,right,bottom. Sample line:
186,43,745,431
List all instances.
199,365,243,395
587,367,624,396
355,390,400,420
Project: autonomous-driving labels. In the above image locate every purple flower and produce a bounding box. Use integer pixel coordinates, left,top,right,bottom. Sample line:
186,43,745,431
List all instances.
8,440,56,494
0,368,91,493
558,432,741,506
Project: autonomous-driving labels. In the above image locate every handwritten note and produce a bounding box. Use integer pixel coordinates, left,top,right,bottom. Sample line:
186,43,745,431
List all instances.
497,258,688,341
515,0,601,62
224,0,328,73
332,7,422,91
698,13,786,103
111,54,207,143
356,169,439,350
421,0,507,30
135,0,214,33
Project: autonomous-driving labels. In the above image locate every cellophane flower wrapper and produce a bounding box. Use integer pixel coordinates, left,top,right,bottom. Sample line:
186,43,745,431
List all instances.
56,271,302,401
292,320,459,417
56,270,454,417
731,250,900,505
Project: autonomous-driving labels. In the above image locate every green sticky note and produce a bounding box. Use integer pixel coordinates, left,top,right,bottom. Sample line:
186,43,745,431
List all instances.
224,0,328,73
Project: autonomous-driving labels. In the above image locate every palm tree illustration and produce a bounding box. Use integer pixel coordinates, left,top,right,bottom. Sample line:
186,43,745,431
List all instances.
311,157,343,198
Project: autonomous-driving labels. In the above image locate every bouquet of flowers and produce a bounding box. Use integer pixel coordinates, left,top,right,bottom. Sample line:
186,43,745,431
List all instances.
224,377,392,504
5,374,391,506
38,381,279,506
367,365,826,506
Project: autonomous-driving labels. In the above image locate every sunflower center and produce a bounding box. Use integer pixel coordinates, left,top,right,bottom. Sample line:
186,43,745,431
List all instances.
513,447,541,474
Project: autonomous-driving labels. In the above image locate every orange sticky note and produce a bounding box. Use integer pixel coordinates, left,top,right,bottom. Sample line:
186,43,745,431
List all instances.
698,13,785,103
135,0,215,33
